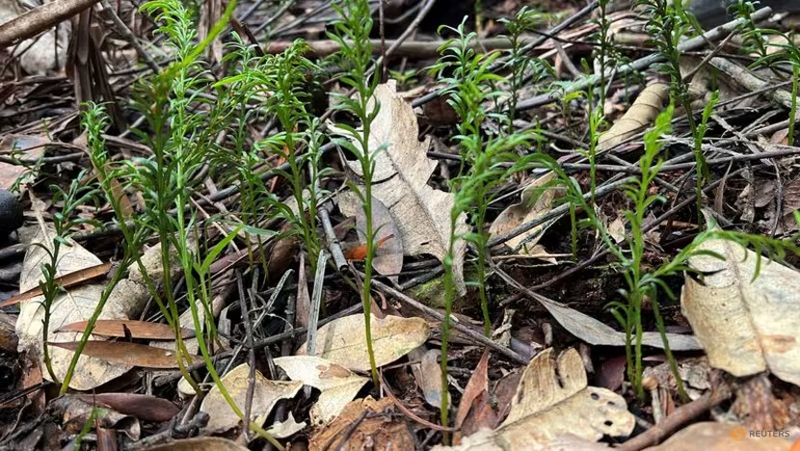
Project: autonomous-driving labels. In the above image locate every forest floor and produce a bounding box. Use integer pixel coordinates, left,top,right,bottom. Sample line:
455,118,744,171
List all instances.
1,0,800,450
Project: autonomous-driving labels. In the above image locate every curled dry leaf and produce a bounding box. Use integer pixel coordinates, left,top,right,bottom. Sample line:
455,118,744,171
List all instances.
332,81,469,295
200,363,303,433
296,313,430,372
274,355,369,426
597,83,669,152
681,236,800,386
489,172,561,254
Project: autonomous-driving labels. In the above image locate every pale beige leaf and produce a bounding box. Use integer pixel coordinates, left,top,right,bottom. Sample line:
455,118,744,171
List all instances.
338,193,403,283
495,348,634,449
266,412,306,439
333,81,469,295
642,422,791,451
681,237,800,385
296,314,430,372
16,227,149,390
432,430,611,451
274,355,369,426
409,347,444,408
598,83,669,152
200,363,303,433
489,172,560,253
533,294,700,351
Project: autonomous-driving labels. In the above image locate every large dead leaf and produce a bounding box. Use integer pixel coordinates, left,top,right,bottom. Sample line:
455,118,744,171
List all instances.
16,226,149,390
274,355,369,426
200,363,303,433
442,348,634,450
333,81,469,295
489,172,561,254
681,237,800,386
296,313,430,372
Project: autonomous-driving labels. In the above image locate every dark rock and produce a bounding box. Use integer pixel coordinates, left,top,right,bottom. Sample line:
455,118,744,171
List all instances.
0,190,23,239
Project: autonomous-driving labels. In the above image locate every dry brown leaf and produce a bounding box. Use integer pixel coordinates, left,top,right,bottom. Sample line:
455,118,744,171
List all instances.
334,81,469,295
55,319,194,340
489,172,561,254
597,83,669,152
309,397,415,451
1,262,112,307
455,349,498,442
141,437,250,451
409,347,445,409
73,393,179,422
296,314,430,372
681,236,800,386
16,226,149,390
49,341,202,369
642,422,793,451
200,363,303,433
275,355,369,426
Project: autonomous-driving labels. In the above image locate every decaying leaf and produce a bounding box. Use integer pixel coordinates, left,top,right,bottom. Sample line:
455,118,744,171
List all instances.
681,237,800,386
496,348,634,448
409,347,445,409
73,393,180,422
642,422,792,451
200,363,303,433
455,349,498,442
489,172,561,254
1,262,113,307
266,412,306,439
50,341,202,369
309,397,415,451
435,351,631,449
339,194,403,282
522,289,700,351
16,226,149,390
597,83,669,152
296,313,430,372
332,81,469,295
141,437,250,451
274,355,369,426
56,319,195,340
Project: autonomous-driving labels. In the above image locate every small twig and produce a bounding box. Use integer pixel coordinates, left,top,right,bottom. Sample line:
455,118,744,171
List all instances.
370,278,530,365
614,387,732,451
